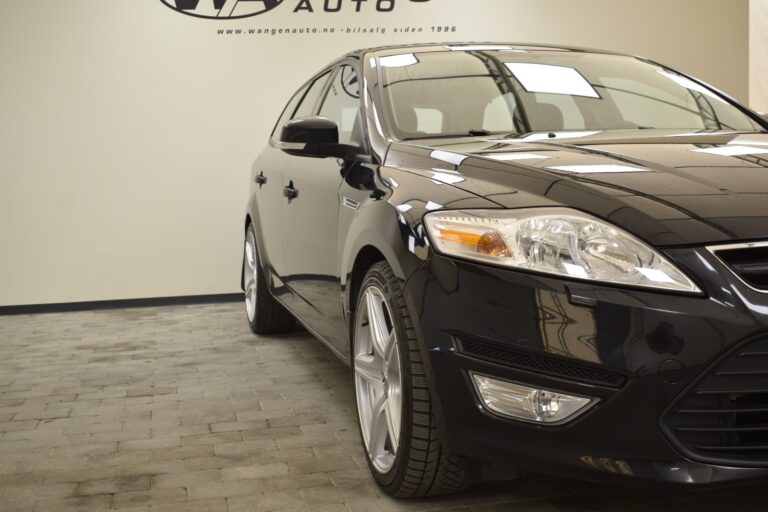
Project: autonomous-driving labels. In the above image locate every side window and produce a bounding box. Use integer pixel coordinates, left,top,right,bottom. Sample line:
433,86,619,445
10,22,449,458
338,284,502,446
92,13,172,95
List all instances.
318,65,362,146
271,84,308,141
293,70,332,119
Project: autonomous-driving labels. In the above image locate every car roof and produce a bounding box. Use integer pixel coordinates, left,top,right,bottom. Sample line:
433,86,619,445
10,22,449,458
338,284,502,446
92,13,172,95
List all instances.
342,42,631,60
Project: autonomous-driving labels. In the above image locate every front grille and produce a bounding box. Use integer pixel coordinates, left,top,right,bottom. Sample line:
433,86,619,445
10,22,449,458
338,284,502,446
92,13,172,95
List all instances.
711,243,768,292
457,337,626,388
665,337,768,466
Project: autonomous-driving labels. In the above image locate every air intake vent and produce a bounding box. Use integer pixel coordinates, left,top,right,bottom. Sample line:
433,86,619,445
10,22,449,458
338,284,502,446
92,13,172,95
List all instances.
710,243,768,292
456,337,626,388
665,337,768,467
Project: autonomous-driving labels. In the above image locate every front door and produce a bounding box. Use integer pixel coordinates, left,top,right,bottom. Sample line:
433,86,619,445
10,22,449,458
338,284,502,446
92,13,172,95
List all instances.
282,63,366,354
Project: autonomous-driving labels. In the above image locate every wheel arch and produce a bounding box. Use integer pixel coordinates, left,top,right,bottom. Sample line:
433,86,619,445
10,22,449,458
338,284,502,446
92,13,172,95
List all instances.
342,236,424,360
347,245,387,330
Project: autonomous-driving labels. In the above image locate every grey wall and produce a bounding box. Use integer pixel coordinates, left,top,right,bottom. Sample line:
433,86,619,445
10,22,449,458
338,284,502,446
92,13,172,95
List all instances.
0,0,751,306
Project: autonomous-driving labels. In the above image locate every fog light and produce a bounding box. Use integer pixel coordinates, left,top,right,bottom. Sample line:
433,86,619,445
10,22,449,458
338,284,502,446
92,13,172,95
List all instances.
471,373,597,424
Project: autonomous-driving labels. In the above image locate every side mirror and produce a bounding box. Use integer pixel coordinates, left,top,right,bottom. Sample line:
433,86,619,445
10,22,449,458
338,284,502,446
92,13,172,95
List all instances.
279,116,359,159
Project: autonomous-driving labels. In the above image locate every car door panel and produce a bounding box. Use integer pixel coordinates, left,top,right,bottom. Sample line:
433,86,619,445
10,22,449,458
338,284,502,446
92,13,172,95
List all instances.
282,63,365,355
282,161,346,350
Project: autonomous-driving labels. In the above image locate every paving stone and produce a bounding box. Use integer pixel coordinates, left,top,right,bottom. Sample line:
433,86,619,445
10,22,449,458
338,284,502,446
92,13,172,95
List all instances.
1,482,77,504
111,487,188,508
78,475,151,496
127,387,178,398
149,499,228,512
12,406,71,421
209,421,268,433
0,420,39,433
184,455,252,471
33,494,113,512
188,480,276,500
221,462,290,480
213,439,278,458
181,431,243,446
151,469,222,489
288,455,358,475
119,437,182,452
150,445,216,462
227,490,306,512
243,472,332,492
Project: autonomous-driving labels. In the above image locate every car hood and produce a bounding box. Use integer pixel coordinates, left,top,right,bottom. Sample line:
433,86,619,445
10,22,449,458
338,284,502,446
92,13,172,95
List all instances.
388,130,768,247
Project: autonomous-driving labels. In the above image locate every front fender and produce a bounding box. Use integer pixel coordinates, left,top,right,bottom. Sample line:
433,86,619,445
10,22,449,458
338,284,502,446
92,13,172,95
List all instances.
338,165,501,335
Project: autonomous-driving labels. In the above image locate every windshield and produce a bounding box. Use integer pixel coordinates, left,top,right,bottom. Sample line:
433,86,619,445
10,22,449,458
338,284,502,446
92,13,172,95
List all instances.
377,49,764,140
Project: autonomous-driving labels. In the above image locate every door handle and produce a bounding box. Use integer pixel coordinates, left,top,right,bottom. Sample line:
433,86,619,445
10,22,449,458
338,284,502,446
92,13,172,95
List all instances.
255,172,267,186
282,183,298,200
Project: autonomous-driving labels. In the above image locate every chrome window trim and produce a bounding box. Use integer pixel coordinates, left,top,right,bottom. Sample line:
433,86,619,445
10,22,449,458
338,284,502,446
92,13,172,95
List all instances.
706,241,768,294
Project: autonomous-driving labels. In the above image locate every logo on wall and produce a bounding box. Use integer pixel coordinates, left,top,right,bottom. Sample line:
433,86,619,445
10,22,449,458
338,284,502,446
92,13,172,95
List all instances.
160,0,284,19
161,0,430,19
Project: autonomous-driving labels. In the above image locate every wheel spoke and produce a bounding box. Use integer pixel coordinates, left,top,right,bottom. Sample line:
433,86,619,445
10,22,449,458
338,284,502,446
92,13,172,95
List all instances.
245,239,256,268
355,354,383,386
366,291,389,358
367,392,388,456
244,273,255,290
385,393,400,453
383,331,397,363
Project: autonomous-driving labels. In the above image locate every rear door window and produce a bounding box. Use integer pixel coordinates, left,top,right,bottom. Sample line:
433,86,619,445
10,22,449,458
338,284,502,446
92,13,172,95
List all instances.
293,71,333,119
318,65,363,146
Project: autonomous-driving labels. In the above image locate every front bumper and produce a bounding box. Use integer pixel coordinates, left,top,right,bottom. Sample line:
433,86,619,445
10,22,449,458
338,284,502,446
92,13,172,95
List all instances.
403,246,768,485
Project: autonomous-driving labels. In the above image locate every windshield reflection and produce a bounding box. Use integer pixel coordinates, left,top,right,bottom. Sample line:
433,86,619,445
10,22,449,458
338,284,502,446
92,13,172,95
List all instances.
377,49,764,141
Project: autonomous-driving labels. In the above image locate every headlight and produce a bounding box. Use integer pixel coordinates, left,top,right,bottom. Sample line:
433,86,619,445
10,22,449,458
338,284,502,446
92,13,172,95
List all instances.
423,208,700,293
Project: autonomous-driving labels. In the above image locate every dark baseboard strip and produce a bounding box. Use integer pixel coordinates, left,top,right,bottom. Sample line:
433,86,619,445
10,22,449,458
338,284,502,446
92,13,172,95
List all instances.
0,293,244,316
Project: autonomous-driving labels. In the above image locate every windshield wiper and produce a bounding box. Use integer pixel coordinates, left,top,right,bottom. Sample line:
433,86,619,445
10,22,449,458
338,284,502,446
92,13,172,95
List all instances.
401,130,508,141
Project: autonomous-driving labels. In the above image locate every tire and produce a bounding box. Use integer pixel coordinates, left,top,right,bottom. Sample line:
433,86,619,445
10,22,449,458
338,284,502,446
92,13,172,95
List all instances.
352,261,472,497
243,223,295,334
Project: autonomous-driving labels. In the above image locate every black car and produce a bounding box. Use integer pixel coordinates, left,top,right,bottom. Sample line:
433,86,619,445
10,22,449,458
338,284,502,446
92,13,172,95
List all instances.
241,43,768,497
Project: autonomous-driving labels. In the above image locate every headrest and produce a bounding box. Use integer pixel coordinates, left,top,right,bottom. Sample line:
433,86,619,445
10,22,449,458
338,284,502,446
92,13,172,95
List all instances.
393,104,419,134
532,103,564,132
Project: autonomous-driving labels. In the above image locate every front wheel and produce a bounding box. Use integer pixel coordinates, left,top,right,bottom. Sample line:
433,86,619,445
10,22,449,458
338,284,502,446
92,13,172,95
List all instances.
352,261,472,497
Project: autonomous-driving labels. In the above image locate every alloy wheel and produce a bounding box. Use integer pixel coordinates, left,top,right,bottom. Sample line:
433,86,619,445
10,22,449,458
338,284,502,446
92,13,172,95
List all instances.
244,229,258,322
354,285,403,474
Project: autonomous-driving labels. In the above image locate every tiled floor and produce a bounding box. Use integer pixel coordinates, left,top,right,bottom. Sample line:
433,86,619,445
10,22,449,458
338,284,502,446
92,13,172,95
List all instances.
0,303,766,512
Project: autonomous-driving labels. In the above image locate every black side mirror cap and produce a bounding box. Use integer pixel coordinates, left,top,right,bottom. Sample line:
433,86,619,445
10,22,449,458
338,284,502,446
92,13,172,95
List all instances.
278,116,360,159
281,116,338,145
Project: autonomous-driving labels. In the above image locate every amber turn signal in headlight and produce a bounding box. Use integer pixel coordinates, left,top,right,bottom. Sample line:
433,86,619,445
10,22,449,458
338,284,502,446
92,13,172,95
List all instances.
434,228,512,257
